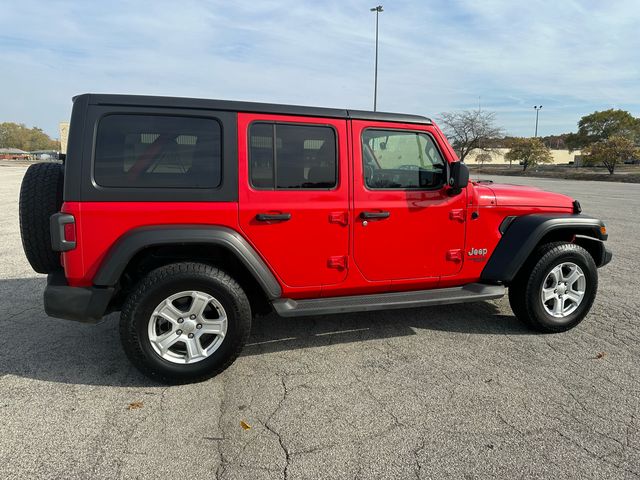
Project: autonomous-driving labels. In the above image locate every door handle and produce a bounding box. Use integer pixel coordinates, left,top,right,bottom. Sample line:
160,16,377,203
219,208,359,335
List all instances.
256,213,292,222
360,211,390,220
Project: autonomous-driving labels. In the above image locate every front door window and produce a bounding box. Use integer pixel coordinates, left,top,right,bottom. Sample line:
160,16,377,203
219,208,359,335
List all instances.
362,129,446,190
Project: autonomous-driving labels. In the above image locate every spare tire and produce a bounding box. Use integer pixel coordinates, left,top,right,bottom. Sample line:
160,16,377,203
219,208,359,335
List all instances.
19,162,65,273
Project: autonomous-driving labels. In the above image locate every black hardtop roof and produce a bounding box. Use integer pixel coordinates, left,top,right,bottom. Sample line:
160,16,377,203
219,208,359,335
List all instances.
75,93,433,125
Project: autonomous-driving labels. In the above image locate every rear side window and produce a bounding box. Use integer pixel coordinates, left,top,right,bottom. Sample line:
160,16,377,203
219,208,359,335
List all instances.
249,123,337,189
94,114,222,188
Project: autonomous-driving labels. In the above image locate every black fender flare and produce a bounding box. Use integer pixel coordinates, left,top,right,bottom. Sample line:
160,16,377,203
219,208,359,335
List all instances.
92,225,282,299
481,214,608,283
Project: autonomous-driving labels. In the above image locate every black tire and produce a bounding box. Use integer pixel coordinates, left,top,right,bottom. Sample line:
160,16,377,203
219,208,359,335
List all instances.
119,262,251,384
508,242,598,333
19,162,64,274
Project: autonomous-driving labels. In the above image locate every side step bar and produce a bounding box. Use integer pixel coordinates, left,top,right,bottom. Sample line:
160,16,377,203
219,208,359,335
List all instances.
272,283,505,318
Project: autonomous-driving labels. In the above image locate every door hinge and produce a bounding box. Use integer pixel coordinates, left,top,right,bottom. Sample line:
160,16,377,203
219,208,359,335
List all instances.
449,209,466,222
329,211,349,226
327,255,348,270
446,249,463,263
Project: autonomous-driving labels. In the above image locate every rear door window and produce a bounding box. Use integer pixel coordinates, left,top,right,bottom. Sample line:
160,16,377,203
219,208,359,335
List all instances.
94,114,222,188
249,123,337,189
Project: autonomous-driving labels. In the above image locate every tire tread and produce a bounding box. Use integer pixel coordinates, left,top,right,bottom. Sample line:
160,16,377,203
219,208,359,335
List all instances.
119,262,251,384
509,242,597,333
19,162,64,273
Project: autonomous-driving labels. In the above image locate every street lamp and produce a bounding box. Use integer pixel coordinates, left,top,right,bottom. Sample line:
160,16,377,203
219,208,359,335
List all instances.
370,5,383,111
533,105,543,137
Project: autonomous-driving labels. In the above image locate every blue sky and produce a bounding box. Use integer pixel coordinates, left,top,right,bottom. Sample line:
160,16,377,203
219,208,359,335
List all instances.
1,0,639,139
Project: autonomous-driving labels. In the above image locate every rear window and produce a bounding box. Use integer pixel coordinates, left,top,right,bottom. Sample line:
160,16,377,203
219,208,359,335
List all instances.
94,114,222,188
249,123,337,189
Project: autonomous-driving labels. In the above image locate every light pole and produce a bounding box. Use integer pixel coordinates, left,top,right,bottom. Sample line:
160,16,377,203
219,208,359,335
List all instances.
533,105,542,137
370,5,383,111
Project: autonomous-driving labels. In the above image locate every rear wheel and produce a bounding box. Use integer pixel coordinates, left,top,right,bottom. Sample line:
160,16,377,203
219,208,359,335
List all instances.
120,262,251,384
508,242,598,332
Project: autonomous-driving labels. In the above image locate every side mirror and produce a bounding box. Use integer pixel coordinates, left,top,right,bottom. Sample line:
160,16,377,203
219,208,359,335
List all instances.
448,162,469,194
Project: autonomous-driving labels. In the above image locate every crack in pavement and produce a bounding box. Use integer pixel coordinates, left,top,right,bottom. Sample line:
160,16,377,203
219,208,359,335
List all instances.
263,376,291,480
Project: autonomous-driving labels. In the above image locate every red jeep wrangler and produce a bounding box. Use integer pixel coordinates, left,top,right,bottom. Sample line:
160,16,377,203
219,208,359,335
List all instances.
19,94,612,383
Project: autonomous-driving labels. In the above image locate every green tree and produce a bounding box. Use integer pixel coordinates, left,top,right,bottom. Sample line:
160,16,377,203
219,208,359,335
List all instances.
581,136,639,174
505,138,554,172
475,151,493,167
565,109,640,151
439,109,503,162
0,122,60,151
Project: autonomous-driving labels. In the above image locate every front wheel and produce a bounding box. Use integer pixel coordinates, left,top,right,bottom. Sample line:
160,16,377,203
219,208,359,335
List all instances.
509,242,598,332
120,263,251,384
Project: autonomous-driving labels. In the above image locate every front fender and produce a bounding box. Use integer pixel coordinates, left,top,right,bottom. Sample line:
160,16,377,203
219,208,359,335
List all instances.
481,214,609,283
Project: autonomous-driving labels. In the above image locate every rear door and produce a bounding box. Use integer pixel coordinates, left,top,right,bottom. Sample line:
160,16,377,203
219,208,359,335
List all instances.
238,113,349,289
352,120,466,282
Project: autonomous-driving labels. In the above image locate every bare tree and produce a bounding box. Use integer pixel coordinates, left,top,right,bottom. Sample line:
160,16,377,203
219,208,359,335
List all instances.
438,110,503,162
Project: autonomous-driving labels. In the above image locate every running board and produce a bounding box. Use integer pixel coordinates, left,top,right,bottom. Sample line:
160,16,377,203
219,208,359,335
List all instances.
272,283,505,318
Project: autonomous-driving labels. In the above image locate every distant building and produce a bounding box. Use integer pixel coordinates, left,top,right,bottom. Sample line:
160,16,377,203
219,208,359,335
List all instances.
30,150,60,160
59,122,70,154
466,148,581,166
0,148,29,160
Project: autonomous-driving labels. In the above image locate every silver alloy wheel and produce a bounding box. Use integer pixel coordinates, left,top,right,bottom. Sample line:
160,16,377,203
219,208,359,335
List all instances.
540,262,586,318
148,290,228,364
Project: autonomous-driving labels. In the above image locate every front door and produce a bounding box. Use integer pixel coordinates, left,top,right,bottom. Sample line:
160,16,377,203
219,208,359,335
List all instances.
352,121,466,282
238,113,349,289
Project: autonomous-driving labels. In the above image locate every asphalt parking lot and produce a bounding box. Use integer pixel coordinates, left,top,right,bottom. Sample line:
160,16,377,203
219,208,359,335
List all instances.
1,164,638,479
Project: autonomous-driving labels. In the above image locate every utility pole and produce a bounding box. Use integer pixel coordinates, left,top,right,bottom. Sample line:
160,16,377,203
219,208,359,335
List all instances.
534,105,542,137
370,5,383,111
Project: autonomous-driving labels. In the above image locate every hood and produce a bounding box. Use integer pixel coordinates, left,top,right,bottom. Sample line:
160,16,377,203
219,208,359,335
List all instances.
481,182,574,209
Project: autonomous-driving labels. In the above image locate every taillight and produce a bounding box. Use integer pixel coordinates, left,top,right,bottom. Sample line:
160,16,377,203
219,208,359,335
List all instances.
63,221,76,243
50,213,76,251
